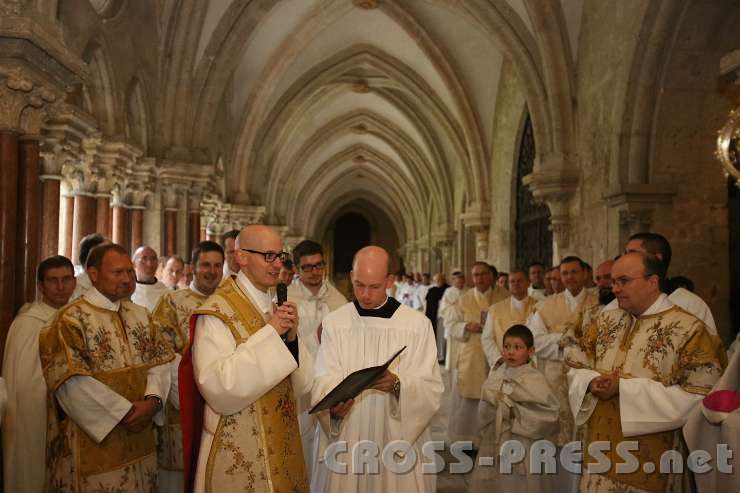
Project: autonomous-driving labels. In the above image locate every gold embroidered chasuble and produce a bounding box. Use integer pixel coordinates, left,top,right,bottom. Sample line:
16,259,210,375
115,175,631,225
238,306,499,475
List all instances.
39,298,174,493
566,306,726,493
533,289,599,446
486,296,537,353
151,288,208,472
192,278,308,493
455,286,508,399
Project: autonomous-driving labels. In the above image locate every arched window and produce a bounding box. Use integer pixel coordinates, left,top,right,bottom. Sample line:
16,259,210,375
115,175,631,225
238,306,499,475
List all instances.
515,112,552,268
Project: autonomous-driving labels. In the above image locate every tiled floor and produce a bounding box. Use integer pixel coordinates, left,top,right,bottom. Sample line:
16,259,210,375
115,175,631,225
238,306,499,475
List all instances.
432,369,471,492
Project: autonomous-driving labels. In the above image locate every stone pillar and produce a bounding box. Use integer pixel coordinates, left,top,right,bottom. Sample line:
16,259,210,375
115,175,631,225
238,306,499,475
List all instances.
96,195,111,237
16,136,42,306
130,207,144,251
0,129,20,346
71,193,97,264
165,210,177,256
61,194,74,258
112,204,129,248
40,176,61,258
189,212,200,253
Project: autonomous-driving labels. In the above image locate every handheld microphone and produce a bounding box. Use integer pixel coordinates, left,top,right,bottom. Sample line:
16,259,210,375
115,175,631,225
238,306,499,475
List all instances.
276,283,288,306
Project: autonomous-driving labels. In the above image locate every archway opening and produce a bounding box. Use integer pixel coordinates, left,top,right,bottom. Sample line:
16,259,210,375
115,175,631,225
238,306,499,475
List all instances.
332,212,371,274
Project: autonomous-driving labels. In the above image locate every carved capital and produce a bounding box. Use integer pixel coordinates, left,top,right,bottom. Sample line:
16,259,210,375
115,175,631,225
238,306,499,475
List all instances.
460,202,490,229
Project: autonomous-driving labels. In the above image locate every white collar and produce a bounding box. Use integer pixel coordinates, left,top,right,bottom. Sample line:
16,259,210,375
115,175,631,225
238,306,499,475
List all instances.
511,295,528,310
83,286,121,311
299,279,329,300
236,271,273,314
189,280,208,297
639,293,672,317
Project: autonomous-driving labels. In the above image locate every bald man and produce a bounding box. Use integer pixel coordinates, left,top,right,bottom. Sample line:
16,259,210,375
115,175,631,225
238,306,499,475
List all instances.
131,245,170,312
311,246,443,493
179,225,313,493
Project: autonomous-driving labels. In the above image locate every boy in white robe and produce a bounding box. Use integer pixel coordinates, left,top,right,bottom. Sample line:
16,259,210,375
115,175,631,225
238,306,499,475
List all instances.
472,324,559,493
312,246,443,493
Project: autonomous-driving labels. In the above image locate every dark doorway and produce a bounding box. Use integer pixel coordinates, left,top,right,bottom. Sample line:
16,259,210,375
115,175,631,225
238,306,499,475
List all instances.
515,112,553,269
729,179,740,340
333,212,371,274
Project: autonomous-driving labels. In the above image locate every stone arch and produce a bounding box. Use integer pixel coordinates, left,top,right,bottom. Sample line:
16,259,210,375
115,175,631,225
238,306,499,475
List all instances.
81,40,118,135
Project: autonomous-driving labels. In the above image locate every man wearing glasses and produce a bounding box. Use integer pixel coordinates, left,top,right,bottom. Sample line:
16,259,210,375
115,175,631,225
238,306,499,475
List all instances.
566,252,725,492
180,225,313,493
287,240,347,479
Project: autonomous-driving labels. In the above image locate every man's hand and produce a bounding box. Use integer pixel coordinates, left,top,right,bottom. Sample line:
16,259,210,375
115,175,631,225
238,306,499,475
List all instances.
465,322,483,333
371,370,398,393
330,399,354,419
121,398,159,432
588,374,620,400
268,301,299,339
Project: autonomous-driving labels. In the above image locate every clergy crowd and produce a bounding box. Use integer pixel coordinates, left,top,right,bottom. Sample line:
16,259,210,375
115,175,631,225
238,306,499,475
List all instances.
0,226,737,493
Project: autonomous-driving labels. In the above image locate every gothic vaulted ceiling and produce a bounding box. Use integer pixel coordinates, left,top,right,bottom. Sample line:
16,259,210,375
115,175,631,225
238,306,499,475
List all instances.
156,0,585,245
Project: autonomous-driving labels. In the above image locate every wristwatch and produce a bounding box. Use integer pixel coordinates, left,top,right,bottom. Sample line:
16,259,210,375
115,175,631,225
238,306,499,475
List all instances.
392,375,401,397
145,394,163,413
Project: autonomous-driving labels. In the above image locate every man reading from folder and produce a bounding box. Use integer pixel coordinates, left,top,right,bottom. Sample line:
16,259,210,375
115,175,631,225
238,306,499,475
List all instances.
311,246,444,493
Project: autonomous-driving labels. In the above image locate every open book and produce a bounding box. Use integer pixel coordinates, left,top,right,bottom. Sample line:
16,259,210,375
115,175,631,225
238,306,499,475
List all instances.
309,346,406,414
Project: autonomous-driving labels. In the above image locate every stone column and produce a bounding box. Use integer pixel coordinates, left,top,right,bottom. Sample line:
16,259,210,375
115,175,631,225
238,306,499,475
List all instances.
0,129,20,344
163,186,179,256
96,194,111,237
40,175,61,258
61,194,74,258
16,136,42,306
189,212,200,252
111,203,129,248
71,192,97,264
130,207,144,251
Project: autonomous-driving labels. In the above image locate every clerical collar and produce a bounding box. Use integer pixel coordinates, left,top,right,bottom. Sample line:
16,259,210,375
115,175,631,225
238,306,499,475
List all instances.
638,293,672,317
83,286,121,311
189,280,208,297
236,271,273,314
565,287,586,307
354,296,400,318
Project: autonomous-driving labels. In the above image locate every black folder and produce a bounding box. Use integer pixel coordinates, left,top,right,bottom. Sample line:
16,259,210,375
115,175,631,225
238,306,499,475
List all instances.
309,346,406,414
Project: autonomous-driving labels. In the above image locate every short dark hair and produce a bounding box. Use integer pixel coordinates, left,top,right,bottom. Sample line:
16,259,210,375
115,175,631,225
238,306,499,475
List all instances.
641,253,667,281
670,275,694,292
509,268,528,277
191,241,224,266
282,258,294,270
503,324,534,348
86,243,129,269
498,272,509,277
472,261,498,277
560,256,586,270
37,255,74,282
629,232,672,269
222,229,240,245
79,233,105,265
528,261,545,270
292,240,323,266
451,270,463,277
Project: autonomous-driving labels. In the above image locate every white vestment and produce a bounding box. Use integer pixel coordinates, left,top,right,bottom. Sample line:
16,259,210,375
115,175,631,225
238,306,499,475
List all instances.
438,286,465,370
603,286,717,334
414,284,431,312
192,272,314,493
527,286,546,301
2,301,56,493
70,270,91,300
312,300,443,493
287,279,346,480
131,279,171,312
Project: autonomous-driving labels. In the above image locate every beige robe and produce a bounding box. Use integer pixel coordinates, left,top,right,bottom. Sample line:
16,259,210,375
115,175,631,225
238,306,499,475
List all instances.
566,295,726,493
40,296,174,493
481,296,537,366
2,301,56,493
151,287,208,493
528,288,599,446
471,360,559,493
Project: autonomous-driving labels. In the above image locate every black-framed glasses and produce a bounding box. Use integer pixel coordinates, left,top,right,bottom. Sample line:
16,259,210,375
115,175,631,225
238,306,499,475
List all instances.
240,249,290,263
300,261,326,273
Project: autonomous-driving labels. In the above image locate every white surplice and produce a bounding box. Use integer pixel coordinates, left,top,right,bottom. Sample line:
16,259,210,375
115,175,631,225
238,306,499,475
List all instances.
191,272,314,493
2,301,56,493
55,287,171,442
287,279,347,480
131,279,171,313
70,270,91,301
438,286,465,370
311,300,443,493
